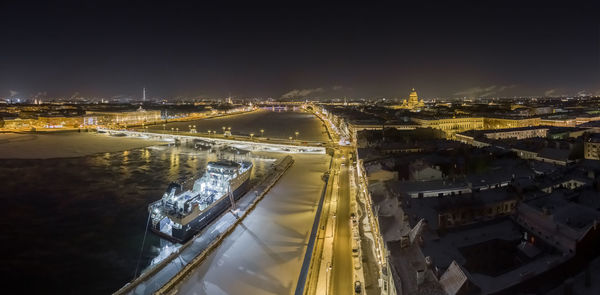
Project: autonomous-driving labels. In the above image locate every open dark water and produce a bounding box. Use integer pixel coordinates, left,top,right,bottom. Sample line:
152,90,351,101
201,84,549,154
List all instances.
149,109,327,141
0,144,275,294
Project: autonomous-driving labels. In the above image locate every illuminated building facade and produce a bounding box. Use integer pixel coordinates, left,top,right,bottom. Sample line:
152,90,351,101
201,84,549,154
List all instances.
84,107,162,127
483,127,549,140
541,115,600,127
37,116,83,128
2,118,34,129
1,116,83,130
584,134,600,160
483,117,541,129
412,116,484,137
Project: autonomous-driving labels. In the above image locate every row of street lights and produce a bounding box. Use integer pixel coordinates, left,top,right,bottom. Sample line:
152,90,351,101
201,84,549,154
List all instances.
161,124,301,142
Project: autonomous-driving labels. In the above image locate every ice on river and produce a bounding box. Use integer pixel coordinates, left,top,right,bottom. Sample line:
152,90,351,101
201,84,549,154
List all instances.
0,132,165,159
175,154,331,295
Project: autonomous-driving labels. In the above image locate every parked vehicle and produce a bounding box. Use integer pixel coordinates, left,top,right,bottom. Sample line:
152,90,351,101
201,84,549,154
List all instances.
354,281,362,294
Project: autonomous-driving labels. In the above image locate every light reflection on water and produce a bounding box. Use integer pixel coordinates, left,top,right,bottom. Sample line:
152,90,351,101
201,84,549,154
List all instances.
0,142,278,295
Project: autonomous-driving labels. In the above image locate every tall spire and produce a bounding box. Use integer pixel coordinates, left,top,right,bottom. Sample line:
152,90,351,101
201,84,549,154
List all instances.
143,87,146,102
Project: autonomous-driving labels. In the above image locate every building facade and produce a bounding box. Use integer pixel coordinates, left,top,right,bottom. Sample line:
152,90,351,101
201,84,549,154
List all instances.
412,117,485,137
584,134,600,160
483,127,549,140
483,117,541,129
84,107,162,127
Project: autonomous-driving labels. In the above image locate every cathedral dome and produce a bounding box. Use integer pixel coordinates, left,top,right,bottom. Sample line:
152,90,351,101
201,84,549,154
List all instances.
398,88,424,110
409,88,419,101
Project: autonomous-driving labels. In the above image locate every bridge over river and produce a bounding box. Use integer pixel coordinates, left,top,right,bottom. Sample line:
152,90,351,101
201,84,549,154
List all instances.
98,128,328,154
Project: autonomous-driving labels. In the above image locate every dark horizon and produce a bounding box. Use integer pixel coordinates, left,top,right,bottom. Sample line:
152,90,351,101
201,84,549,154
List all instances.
1,1,599,99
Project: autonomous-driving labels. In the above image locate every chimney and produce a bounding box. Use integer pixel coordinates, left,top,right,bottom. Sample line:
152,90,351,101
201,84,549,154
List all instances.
425,256,433,268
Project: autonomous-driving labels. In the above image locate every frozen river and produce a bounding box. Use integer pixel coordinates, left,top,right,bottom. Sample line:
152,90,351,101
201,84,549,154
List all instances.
175,154,330,295
0,110,329,294
0,132,165,159
0,142,277,294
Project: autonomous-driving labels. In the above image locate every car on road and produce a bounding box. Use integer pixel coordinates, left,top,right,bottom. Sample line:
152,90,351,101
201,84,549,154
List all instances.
354,281,362,294
352,239,360,257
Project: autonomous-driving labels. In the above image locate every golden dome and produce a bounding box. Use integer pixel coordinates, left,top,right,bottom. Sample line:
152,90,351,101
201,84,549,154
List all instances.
409,88,419,101
395,88,424,110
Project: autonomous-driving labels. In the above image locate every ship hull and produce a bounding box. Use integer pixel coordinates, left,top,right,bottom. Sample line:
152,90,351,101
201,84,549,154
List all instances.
150,176,250,243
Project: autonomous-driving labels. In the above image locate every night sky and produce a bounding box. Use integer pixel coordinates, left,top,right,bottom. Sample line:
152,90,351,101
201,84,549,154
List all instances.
1,1,599,99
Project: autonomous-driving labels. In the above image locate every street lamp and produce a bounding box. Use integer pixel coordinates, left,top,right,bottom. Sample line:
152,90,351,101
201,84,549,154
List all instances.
295,131,299,141
162,124,166,131
289,136,293,143
175,127,179,133
222,126,226,134
260,129,264,137
250,133,254,140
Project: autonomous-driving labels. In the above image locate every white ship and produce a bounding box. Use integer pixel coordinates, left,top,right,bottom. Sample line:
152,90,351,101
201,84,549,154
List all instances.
148,160,252,242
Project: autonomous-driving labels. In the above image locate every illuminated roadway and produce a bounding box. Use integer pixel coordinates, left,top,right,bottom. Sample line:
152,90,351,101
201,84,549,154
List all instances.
330,148,353,294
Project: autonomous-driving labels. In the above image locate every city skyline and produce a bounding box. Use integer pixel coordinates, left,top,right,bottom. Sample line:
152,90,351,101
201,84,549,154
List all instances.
1,2,599,99
4,84,600,102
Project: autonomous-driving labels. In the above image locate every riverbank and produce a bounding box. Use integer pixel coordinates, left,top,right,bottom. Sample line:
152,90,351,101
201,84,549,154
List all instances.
115,155,295,294
0,132,166,159
123,108,259,129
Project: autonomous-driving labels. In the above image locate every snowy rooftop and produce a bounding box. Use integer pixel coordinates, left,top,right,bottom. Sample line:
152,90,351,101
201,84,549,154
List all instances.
400,188,516,229
420,217,567,294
